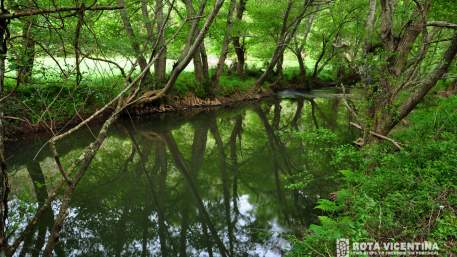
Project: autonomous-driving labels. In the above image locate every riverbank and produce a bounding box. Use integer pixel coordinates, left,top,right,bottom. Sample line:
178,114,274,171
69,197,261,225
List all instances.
288,93,457,256
3,69,339,141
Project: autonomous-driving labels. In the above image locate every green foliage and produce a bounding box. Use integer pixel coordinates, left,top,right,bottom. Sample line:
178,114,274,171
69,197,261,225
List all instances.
289,95,457,256
6,78,121,123
173,71,255,97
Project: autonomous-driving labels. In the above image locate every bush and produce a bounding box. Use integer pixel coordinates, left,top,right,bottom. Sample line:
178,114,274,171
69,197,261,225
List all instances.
289,95,457,256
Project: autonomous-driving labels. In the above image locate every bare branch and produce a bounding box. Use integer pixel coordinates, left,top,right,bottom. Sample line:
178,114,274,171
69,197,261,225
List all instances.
0,5,123,19
427,21,457,29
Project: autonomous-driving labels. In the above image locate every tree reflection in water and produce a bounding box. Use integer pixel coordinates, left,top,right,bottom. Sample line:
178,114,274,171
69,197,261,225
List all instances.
6,92,356,256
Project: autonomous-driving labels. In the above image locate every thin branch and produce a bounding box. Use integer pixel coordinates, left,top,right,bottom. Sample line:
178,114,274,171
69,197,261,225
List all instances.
0,5,124,19
427,21,457,29
350,122,403,150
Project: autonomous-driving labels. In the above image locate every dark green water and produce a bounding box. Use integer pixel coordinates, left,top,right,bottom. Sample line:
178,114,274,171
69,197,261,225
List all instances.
6,89,356,256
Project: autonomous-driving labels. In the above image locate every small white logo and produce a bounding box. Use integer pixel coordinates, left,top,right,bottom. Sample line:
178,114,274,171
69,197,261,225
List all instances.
336,238,349,257
336,238,439,256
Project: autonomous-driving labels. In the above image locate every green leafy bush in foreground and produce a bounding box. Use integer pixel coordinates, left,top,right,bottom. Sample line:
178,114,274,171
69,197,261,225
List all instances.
289,95,457,256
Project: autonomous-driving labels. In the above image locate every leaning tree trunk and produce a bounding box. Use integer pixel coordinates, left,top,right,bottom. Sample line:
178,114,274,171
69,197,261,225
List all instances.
183,0,209,85
366,0,457,137
145,0,225,101
117,0,151,86
377,31,457,135
256,0,310,87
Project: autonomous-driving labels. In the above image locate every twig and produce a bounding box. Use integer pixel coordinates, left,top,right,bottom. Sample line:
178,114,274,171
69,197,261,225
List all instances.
0,5,124,19
350,122,403,150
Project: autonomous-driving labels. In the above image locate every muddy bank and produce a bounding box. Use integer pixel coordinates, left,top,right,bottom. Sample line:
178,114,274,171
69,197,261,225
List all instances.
4,88,273,142
5,79,344,142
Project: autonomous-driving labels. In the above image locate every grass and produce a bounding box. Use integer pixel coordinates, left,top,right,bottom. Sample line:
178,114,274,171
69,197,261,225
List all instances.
288,94,457,256
3,54,335,130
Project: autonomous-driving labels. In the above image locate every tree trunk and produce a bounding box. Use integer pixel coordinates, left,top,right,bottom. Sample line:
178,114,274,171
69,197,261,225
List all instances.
312,36,327,78
256,0,309,87
17,18,36,85
392,6,429,75
141,0,154,41
0,17,9,256
193,50,204,82
377,31,457,135
183,0,208,84
276,53,284,81
380,0,395,51
232,0,246,76
212,0,237,87
152,0,225,100
74,7,84,86
296,52,306,82
117,0,151,85
233,39,245,76
200,43,209,82
154,0,167,85
256,0,294,86
364,0,377,53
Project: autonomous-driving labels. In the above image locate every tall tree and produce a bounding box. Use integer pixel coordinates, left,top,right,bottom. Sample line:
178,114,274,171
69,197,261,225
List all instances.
256,0,313,87
212,0,237,89
365,0,457,137
155,0,167,85
232,0,247,76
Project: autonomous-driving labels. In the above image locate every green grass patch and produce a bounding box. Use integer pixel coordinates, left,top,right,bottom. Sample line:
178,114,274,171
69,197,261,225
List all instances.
288,95,457,256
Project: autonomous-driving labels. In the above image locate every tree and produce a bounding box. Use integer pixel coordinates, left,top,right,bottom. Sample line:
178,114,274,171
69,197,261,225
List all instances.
364,0,457,137
255,0,314,87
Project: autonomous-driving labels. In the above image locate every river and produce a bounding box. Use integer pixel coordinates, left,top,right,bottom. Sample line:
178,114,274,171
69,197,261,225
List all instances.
6,89,357,256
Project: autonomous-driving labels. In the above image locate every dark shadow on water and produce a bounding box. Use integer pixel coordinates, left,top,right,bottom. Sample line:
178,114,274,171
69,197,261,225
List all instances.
6,90,358,256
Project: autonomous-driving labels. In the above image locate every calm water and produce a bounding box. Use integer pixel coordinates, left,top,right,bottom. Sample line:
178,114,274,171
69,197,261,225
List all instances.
6,89,356,257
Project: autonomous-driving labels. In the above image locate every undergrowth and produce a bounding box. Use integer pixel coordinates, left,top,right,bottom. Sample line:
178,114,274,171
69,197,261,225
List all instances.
288,95,457,256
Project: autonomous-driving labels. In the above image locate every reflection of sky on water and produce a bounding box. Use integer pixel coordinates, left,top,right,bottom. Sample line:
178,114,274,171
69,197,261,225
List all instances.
7,93,355,256
9,195,290,257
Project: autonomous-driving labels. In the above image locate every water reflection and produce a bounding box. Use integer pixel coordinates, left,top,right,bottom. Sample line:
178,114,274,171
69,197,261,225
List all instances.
6,92,356,256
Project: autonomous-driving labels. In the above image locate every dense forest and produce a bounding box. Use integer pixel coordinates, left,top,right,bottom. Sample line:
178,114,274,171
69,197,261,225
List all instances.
0,0,456,256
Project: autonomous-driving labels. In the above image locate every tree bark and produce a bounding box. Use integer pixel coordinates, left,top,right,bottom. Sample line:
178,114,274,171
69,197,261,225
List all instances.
256,0,311,87
183,0,209,84
276,52,284,81
364,0,377,53
117,0,151,85
17,18,36,85
200,43,209,82
392,4,429,75
148,0,225,100
212,0,237,87
380,0,395,51
296,52,306,82
74,6,84,86
0,16,9,256
232,0,246,76
378,31,457,135
155,0,167,85
141,0,154,42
